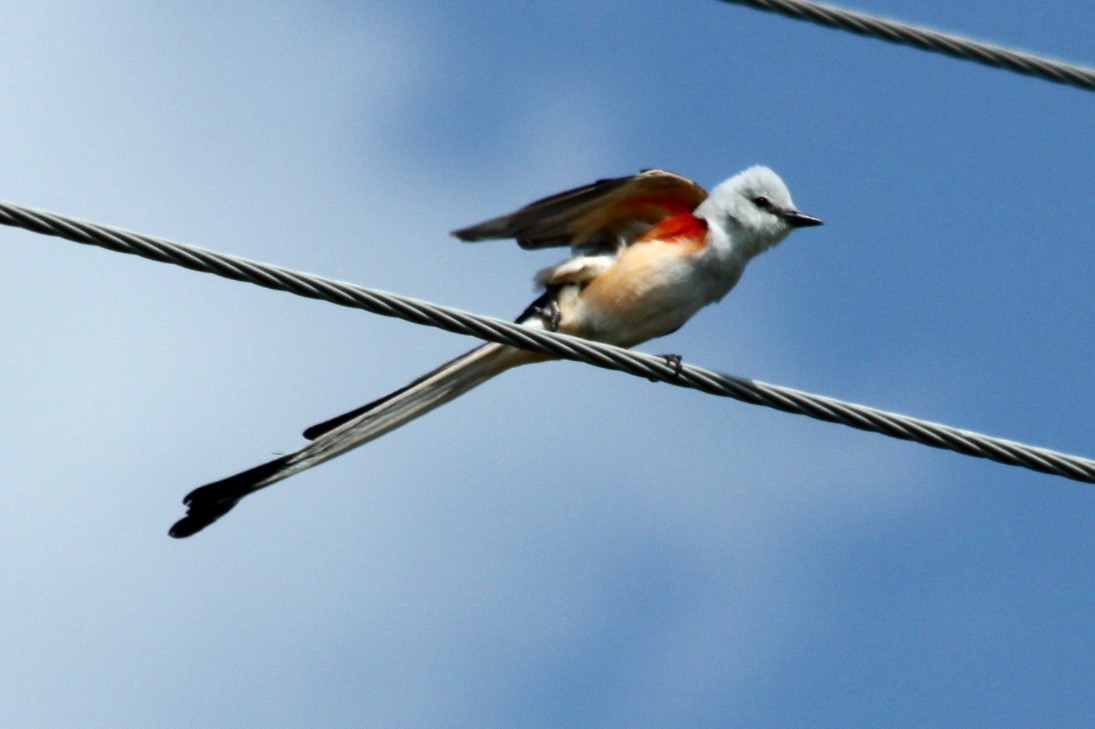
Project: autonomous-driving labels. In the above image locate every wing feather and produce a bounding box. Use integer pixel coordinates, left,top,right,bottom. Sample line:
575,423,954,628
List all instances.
451,169,707,250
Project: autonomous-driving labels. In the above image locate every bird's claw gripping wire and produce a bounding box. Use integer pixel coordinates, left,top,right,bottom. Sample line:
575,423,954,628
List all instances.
650,353,684,381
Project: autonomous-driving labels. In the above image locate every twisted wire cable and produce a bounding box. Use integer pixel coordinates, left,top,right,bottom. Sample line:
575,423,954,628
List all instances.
717,0,1095,91
2,198,1093,484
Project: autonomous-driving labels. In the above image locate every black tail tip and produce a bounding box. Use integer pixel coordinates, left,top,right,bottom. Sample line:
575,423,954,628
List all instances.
168,516,206,539
168,497,239,538
168,455,293,538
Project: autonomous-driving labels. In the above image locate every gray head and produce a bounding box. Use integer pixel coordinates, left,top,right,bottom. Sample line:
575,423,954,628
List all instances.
695,166,822,257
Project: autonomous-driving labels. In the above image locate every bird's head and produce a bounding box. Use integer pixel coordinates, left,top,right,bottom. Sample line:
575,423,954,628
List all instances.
696,165,822,258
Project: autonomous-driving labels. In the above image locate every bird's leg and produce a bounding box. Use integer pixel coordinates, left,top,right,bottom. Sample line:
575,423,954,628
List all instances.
517,288,563,332
533,298,561,331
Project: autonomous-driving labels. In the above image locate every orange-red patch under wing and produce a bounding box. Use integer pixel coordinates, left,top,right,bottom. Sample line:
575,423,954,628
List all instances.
635,212,708,246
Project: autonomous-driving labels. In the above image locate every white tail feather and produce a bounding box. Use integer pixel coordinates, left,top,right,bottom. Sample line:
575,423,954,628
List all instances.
170,342,535,537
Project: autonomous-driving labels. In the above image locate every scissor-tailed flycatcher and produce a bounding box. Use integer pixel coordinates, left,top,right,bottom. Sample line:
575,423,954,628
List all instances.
169,166,821,537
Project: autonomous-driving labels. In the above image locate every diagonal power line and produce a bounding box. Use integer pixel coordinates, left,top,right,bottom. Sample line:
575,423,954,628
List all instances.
2,198,1094,484
716,0,1095,91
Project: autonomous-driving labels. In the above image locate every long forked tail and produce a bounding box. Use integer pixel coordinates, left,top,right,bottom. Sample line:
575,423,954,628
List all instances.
169,342,540,538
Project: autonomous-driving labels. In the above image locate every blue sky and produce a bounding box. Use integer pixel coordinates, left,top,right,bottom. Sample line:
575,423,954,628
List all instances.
1,1,1092,727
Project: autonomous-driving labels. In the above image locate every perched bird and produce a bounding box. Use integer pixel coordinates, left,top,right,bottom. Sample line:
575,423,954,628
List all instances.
169,166,822,537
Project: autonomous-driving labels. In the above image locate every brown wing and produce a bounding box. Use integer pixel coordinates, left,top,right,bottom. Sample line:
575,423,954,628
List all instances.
451,169,708,250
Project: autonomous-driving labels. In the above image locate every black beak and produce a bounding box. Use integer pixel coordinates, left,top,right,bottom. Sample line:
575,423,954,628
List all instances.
780,209,823,228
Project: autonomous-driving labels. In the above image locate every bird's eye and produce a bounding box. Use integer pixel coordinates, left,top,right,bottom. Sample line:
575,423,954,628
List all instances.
752,195,772,210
